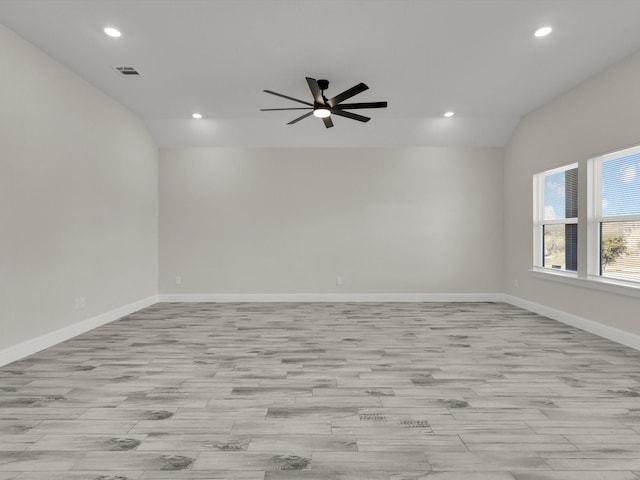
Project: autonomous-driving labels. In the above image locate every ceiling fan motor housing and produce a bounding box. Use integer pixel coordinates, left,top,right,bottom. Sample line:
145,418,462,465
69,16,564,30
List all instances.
317,79,330,91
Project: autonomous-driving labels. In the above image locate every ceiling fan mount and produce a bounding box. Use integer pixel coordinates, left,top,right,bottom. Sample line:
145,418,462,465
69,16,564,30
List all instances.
317,79,330,91
261,77,388,128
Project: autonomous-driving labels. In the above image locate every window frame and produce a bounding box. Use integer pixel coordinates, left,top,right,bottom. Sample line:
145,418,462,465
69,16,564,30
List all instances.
588,144,640,285
532,163,579,274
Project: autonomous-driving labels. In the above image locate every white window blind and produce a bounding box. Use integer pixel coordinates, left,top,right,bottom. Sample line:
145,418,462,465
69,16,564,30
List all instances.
593,147,640,282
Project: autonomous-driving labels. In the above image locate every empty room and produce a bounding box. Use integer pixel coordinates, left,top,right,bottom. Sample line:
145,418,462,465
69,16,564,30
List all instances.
2,0,640,478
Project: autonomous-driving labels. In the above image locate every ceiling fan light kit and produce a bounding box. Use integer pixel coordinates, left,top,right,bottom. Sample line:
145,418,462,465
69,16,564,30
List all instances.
313,108,331,118
261,77,388,128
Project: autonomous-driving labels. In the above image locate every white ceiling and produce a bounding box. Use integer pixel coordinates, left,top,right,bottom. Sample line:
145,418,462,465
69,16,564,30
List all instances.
2,0,640,148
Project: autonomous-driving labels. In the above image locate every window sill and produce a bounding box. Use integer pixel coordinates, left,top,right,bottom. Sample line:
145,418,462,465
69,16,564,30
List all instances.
529,268,640,299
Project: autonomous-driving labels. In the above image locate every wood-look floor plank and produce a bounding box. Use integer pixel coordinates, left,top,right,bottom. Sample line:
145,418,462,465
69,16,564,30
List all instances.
1,302,640,479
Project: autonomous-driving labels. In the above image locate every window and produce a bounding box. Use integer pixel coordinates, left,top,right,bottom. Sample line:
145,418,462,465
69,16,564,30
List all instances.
532,146,640,295
590,146,640,283
533,164,578,272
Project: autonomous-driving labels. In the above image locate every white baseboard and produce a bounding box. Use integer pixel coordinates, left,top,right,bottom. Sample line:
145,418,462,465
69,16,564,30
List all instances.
158,293,505,303
0,295,159,367
504,294,640,351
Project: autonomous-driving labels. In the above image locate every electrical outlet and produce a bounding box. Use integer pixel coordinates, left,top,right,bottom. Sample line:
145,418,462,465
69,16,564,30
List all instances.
336,275,343,286
175,275,182,285
79,297,86,309
514,279,519,288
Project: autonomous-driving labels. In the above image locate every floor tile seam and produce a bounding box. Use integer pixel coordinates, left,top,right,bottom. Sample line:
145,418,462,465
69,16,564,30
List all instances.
535,407,556,423
456,433,473,453
34,449,89,473
126,417,146,436
537,455,556,471
559,432,583,449
519,422,539,435
2,419,45,436
22,433,77,452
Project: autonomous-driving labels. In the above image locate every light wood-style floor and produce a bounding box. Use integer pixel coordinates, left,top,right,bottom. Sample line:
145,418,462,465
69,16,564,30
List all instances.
1,302,640,479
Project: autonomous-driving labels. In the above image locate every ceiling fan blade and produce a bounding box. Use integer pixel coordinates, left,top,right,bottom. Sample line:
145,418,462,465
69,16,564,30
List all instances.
260,107,312,111
327,82,368,107
263,89,314,107
287,111,314,125
306,77,324,105
331,109,370,123
334,101,387,110
322,116,334,128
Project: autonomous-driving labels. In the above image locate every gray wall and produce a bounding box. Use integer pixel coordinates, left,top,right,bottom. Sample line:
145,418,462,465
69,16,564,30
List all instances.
0,25,158,349
504,49,640,335
4,16,640,355
159,147,504,295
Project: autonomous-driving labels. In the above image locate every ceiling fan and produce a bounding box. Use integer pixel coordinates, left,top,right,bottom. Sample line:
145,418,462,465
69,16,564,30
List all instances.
260,77,388,128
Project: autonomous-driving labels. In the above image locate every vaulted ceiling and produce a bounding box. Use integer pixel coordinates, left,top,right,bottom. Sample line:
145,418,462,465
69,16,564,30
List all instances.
2,0,640,147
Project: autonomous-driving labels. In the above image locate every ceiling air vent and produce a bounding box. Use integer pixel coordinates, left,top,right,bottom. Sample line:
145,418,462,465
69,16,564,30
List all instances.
114,66,140,76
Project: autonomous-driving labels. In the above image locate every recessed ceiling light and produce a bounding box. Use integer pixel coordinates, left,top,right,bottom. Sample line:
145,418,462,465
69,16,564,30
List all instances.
192,113,203,119
103,27,121,38
534,26,552,38
444,111,455,118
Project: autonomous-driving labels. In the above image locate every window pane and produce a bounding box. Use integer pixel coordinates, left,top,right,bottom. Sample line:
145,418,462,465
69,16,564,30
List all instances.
602,152,640,216
543,224,578,271
601,221,640,280
544,167,578,220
